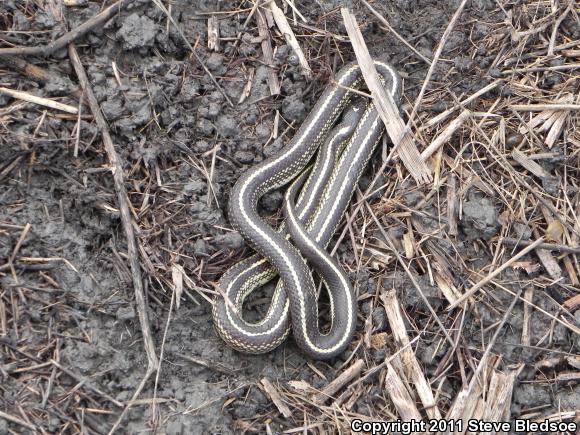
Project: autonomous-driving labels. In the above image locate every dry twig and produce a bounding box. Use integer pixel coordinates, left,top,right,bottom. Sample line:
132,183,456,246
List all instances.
312,359,364,405
268,0,312,79
0,0,131,57
449,238,545,309
342,8,432,184
0,87,78,114
67,44,159,434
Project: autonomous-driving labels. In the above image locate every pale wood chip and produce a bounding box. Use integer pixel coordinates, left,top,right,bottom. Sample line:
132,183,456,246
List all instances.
421,110,470,161
383,362,422,421
171,263,184,310
0,86,78,114
511,149,550,178
238,67,255,104
544,110,568,148
519,108,553,134
483,366,523,422
562,256,579,285
287,380,313,393
380,290,442,419
521,287,534,346
312,359,364,405
447,173,458,236
533,223,563,280
256,8,281,95
261,378,292,418
268,1,312,79
341,8,432,185
555,372,580,381
207,15,220,51
445,355,499,423
510,103,580,111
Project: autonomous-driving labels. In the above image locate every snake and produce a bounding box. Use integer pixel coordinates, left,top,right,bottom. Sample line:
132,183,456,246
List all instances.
212,101,367,353
212,60,401,359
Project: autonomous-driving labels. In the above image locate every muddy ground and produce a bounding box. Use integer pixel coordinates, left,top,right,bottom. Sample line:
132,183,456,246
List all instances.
1,0,579,434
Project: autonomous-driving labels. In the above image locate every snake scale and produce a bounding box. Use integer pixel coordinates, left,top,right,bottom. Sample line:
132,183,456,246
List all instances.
212,60,401,359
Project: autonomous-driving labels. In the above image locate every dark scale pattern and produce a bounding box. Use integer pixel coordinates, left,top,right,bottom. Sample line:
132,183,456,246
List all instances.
213,61,402,358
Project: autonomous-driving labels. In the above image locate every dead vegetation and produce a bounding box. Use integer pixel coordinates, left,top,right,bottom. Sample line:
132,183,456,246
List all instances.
0,0,578,433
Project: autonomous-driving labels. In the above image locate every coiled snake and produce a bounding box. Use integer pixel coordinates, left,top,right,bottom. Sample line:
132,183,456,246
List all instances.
212,60,401,359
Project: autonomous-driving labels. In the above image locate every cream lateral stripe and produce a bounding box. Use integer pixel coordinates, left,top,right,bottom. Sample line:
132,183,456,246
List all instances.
310,106,374,238
213,61,401,358
284,172,354,352
313,67,399,240
225,264,289,334
316,117,381,242
225,66,360,346
298,125,351,220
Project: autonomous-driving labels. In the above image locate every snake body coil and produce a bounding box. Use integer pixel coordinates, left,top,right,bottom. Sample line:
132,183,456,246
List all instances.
213,61,401,359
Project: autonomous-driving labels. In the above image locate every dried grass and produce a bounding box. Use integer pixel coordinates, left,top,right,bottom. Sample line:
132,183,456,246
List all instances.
0,0,578,432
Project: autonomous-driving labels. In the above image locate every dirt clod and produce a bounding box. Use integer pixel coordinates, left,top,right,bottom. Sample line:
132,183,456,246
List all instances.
461,195,500,241
116,13,159,50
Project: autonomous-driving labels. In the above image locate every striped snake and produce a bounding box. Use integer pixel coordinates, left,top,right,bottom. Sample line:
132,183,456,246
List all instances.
213,60,401,359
